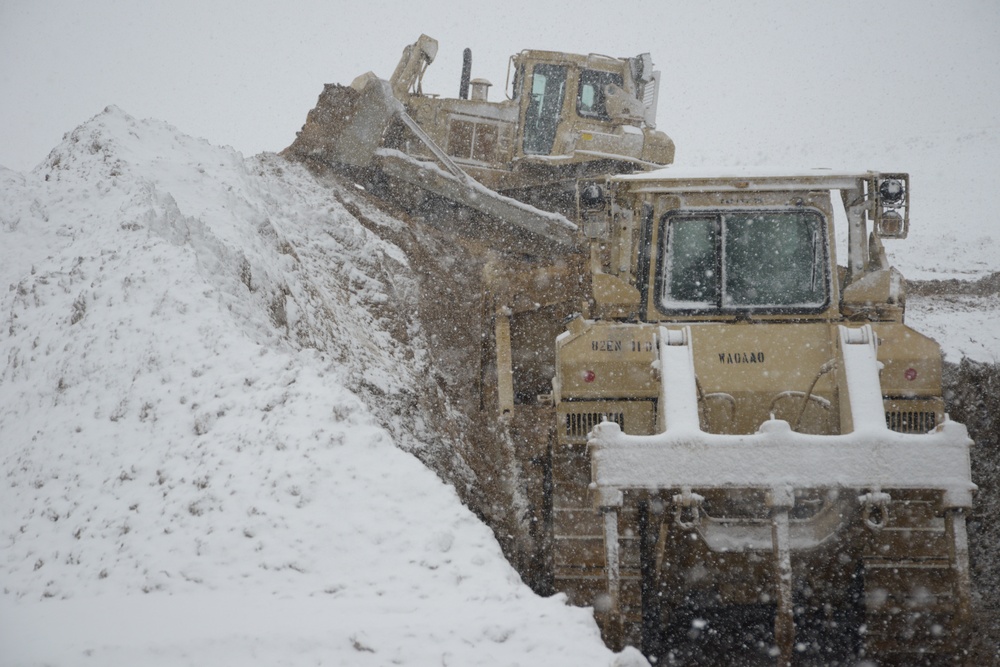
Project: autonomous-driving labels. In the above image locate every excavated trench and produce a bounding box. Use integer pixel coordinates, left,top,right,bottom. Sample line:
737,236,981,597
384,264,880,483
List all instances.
912,273,1000,659
942,357,1000,661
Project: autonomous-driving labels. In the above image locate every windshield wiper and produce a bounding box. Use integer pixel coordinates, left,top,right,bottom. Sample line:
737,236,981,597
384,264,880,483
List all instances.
810,229,821,293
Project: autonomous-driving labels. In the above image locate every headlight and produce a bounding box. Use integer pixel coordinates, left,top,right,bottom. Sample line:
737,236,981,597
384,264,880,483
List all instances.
878,178,905,206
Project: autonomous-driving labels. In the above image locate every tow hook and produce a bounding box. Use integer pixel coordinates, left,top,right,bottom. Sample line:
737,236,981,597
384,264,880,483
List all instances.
859,489,892,530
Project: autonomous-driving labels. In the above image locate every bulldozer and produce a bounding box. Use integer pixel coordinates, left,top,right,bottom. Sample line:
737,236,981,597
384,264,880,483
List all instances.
284,34,674,254
284,36,975,666
523,169,976,665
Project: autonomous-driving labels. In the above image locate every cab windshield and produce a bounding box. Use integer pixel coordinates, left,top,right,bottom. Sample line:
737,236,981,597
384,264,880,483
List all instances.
657,209,829,313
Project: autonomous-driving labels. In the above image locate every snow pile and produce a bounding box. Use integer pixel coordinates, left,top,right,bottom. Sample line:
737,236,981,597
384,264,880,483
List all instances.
0,108,627,665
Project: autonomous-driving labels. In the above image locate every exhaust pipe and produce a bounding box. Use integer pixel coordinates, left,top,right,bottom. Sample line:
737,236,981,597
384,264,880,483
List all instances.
459,47,472,99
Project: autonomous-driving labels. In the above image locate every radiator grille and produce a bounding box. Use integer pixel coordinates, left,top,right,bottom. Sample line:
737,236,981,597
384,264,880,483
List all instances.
565,412,624,438
885,410,937,434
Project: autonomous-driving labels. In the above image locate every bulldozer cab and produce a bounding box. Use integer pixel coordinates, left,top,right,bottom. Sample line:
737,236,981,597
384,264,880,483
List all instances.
576,169,911,323
511,50,663,164
393,40,674,194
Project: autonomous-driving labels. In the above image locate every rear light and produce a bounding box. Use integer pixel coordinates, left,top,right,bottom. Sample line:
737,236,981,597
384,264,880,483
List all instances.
583,370,596,383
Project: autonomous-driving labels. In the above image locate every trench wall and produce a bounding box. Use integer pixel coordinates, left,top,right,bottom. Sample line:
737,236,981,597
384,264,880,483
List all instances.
944,359,1000,661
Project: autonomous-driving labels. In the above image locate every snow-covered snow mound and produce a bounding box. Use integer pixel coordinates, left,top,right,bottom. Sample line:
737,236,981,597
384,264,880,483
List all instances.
0,107,632,666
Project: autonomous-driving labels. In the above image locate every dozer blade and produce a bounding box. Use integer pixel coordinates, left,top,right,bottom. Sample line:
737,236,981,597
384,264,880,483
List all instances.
586,324,975,662
285,73,579,255
372,149,579,253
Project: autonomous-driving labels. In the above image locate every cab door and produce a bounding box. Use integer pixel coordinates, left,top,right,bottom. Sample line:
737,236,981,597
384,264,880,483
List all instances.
521,63,567,156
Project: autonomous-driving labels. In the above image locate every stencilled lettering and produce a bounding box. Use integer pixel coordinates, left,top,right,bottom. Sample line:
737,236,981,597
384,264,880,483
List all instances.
717,351,765,364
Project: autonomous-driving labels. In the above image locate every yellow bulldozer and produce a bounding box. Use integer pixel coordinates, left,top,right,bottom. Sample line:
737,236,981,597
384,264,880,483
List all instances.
285,36,975,666
542,169,975,665
284,34,673,253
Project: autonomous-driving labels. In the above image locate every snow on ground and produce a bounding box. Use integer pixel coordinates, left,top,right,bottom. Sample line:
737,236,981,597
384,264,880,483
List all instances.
845,128,1000,283
0,108,638,666
907,292,1000,364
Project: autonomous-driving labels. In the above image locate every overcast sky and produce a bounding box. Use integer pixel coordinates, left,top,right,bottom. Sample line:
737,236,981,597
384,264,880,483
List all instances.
2,0,999,171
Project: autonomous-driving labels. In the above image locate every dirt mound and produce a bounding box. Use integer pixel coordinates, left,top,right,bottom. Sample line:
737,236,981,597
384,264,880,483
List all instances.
908,271,1000,297
298,163,549,580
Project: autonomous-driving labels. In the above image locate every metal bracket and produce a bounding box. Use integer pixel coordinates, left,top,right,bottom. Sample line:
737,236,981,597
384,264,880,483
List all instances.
859,489,892,530
673,487,704,529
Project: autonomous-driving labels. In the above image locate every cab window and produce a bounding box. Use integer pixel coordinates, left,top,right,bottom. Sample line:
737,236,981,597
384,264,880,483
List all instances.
658,209,829,313
523,64,567,155
577,69,624,120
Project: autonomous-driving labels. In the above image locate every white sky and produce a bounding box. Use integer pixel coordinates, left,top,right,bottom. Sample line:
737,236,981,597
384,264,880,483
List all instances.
2,0,999,171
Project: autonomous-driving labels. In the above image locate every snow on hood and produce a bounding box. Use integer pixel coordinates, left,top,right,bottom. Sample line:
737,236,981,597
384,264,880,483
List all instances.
0,107,628,665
